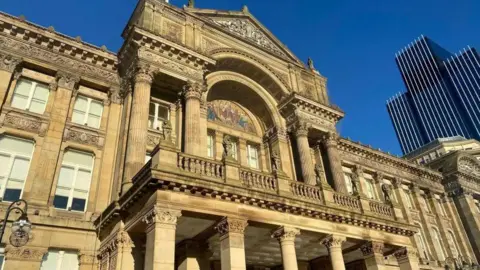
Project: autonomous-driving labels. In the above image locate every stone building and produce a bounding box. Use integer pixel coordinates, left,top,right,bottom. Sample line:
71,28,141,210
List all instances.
0,1,478,270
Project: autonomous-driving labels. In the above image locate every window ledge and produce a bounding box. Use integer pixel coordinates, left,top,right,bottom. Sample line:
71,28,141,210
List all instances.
1,105,50,122
66,122,106,136
50,208,86,220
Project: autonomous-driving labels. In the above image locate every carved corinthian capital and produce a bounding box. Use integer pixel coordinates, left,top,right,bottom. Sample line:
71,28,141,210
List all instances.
321,132,339,147
321,234,346,249
271,226,300,242
0,52,22,72
142,207,182,226
182,80,207,100
134,64,154,85
394,247,418,261
56,71,80,90
214,217,248,237
360,241,384,256
292,121,310,137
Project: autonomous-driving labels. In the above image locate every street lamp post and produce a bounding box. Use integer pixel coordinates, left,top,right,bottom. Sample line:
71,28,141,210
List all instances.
0,199,31,247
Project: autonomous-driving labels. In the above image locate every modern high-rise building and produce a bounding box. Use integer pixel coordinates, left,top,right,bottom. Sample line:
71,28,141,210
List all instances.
386,36,480,154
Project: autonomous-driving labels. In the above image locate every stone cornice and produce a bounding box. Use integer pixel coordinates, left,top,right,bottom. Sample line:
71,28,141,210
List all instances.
94,160,417,237
278,93,344,123
339,138,443,184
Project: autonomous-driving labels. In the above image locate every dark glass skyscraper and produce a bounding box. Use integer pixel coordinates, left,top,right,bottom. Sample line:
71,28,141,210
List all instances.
387,36,480,154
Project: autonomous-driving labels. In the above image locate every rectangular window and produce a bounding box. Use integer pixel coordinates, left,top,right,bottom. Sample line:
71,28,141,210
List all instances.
421,195,431,213
247,144,259,169
53,150,93,212
0,136,34,202
207,134,215,158
343,173,353,194
402,188,413,208
365,180,376,199
40,250,79,270
231,139,238,160
148,101,170,131
72,95,103,129
437,199,447,216
11,78,49,114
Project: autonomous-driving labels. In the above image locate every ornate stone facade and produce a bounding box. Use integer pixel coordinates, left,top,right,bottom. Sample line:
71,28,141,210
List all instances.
0,2,477,270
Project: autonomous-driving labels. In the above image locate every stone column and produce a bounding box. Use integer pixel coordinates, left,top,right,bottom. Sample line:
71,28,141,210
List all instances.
122,66,154,194
271,226,301,270
214,217,248,270
199,101,208,157
452,190,480,261
360,241,385,270
321,132,347,194
293,122,316,185
4,246,47,270
321,234,346,270
177,240,211,270
0,52,21,110
394,247,420,270
182,81,207,155
143,207,182,270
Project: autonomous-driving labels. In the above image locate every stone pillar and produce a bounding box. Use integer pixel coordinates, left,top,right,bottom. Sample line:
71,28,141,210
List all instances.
293,122,316,185
182,81,207,155
321,235,346,270
272,226,300,270
143,207,182,270
79,253,97,270
177,240,211,270
28,72,79,206
452,191,480,262
321,132,347,194
214,217,248,270
176,99,184,148
4,246,47,270
0,52,21,110
394,247,420,270
360,241,385,270
199,101,208,157
122,66,154,194
266,126,294,179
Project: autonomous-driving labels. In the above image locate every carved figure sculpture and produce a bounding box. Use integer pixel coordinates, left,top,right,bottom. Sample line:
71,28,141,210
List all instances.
162,121,173,142
222,135,234,160
350,174,359,196
382,184,392,203
271,150,281,172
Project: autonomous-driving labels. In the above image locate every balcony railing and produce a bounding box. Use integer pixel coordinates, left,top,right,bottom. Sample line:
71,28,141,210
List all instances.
333,192,361,210
240,169,277,193
369,201,393,217
177,153,224,180
290,182,323,202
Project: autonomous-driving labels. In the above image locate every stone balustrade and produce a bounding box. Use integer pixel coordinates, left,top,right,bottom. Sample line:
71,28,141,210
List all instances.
369,200,394,217
333,192,361,210
290,182,323,202
240,169,277,193
177,153,225,179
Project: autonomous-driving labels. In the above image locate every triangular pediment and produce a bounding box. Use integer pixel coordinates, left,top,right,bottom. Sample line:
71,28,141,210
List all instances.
187,8,302,64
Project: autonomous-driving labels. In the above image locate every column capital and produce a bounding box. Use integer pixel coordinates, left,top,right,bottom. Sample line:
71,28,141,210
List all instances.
374,171,384,184
354,164,363,176
360,241,384,257
134,64,155,84
0,52,22,73
142,207,182,226
291,121,310,137
271,226,300,242
392,177,401,188
321,234,346,249
394,247,418,261
182,80,207,100
321,132,339,147
56,71,80,90
214,217,248,237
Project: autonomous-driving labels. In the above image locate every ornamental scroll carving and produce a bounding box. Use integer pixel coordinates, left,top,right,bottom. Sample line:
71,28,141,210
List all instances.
63,128,104,148
0,51,21,72
142,207,182,226
271,226,300,242
360,241,384,256
211,18,287,58
214,217,248,237
394,247,418,261
182,80,207,100
56,71,80,90
0,36,119,84
458,157,480,177
2,114,48,136
321,235,346,249
5,246,47,261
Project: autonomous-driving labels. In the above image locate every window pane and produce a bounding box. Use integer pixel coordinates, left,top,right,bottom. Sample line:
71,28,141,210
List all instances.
29,99,47,114
88,100,103,117
86,115,101,128
11,95,28,110
40,251,60,270
149,102,156,117
75,169,91,191
344,174,353,193
145,154,151,164
0,136,34,156
33,84,49,101
72,111,86,125
157,105,169,120
74,96,88,112
9,157,29,182
57,166,75,188
3,189,21,202
11,79,32,110
71,197,86,212
207,135,214,158
0,154,11,179
53,195,69,209
63,151,93,168
61,252,79,270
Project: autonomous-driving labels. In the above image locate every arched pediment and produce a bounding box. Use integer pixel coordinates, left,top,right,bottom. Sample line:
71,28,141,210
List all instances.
210,48,290,102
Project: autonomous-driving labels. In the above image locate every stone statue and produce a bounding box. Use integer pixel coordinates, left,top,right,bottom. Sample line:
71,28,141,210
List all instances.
350,174,359,196
162,121,172,142
314,164,324,184
382,184,392,203
222,135,234,160
307,57,315,71
187,0,194,7
271,151,281,172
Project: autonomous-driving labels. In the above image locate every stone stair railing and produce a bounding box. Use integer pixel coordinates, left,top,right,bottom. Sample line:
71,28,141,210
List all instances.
177,153,224,180
290,182,323,202
333,192,361,210
240,169,277,193
369,200,393,217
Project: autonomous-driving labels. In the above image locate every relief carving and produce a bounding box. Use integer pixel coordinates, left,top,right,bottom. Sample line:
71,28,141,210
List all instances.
271,226,300,242
138,49,203,81
56,71,80,90
3,114,47,136
214,217,248,237
0,51,22,72
201,37,225,54
162,20,183,43
142,207,182,226
321,234,346,249
63,128,104,148
5,246,47,261
360,241,384,256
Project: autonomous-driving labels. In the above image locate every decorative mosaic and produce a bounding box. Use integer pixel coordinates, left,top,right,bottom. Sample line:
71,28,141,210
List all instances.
207,100,256,134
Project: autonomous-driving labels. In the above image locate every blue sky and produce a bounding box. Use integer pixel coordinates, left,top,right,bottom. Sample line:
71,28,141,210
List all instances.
1,0,479,156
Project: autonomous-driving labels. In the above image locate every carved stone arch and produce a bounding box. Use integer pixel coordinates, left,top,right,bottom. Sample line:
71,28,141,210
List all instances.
210,48,290,101
205,71,284,131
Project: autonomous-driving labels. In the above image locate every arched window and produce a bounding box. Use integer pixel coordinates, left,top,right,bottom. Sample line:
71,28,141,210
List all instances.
446,231,459,258
431,227,446,261
414,223,430,260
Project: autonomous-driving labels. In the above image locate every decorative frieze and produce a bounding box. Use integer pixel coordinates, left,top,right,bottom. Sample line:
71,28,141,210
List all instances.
214,217,248,237
63,127,104,148
5,246,47,261
271,226,300,242
1,113,48,136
